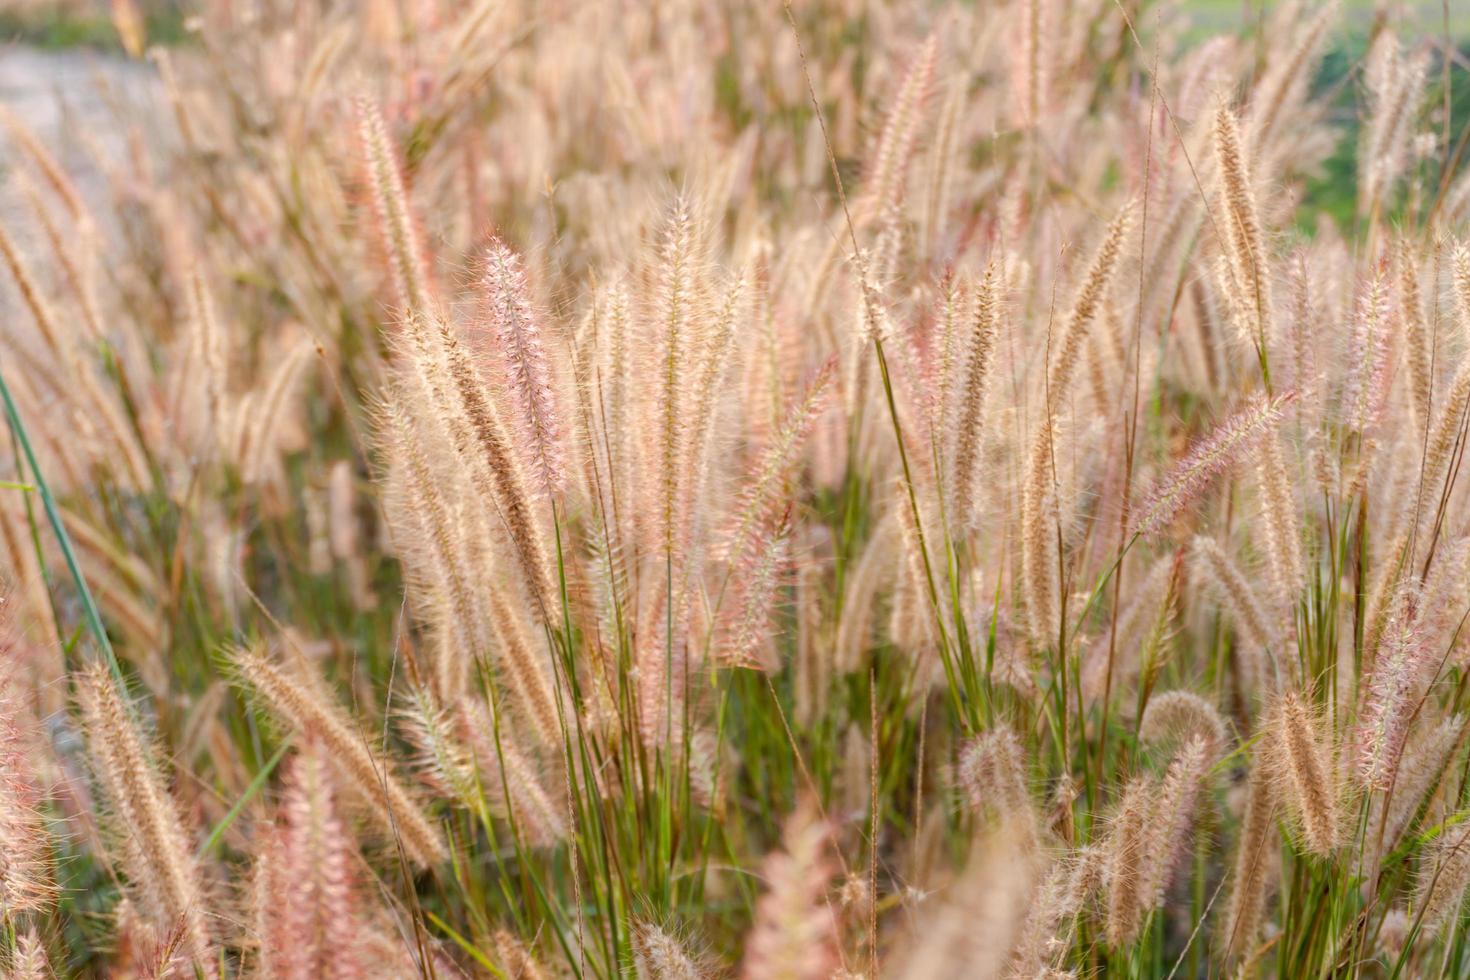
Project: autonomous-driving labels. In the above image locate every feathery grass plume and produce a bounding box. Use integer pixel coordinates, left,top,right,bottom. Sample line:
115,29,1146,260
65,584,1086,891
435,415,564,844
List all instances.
1105,776,1154,947
359,928,466,980
77,664,215,975
1140,734,1213,909
1345,439,1385,507
356,97,432,313
0,105,90,227
237,336,315,486
1355,587,1431,791
379,398,488,703
1010,850,1098,978
1246,3,1335,155
1140,690,1227,761
1342,272,1392,435
1090,554,1182,704
232,649,446,867
1011,0,1050,129
1020,415,1060,646
1361,529,1412,671
1418,346,1470,519
1346,602,1428,793
632,581,683,752
833,519,896,673
791,560,828,728
890,475,938,653
0,517,62,698
1101,298,1130,383
739,803,837,980
184,268,227,461
8,929,50,980
921,77,964,262
254,742,364,980
849,246,896,351
1132,392,1295,538
631,921,707,980
1376,907,1412,963
109,900,172,978
597,274,634,502
490,728,569,850
1273,691,1339,856
457,697,567,848
862,32,938,216
1283,250,1319,405
399,691,478,804
719,508,792,671
60,560,163,653
650,195,702,565
717,357,836,568
1254,425,1303,625
1220,752,1281,963
388,312,537,654
60,512,164,602
1086,319,1116,415
685,728,723,814
0,633,53,919
485,586,562,752
930,271,965,440
1123,552,1181,714
1046,205,1131,414
1421,536,1470,662
895,817,1037,978
430,309,557,618
685,271,744,476
1398,241,1432,429
1087,339,1105,420
949,261,1000,532
639,252,753,721
1213,101,1273,356
479,239,566,496
494,929,551,979
1453,244,1470,339
1448,165,1470,223
956,728,1035,845
146,918,194,979
1211,255,1249,351
14,168,105,349
0,219,149,490
1415,820,1470,937
675,272,747,590
1359,35,1428,215
1370,712,1464,864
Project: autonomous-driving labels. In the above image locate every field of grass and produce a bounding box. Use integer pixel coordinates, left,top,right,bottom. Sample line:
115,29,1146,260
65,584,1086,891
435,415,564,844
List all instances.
1185,0,1470,36
1,1,1470,978
0,1,184,51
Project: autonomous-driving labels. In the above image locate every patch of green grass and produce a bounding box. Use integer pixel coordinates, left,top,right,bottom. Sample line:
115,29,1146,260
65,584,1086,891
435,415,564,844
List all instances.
0,4,188,52
1183,0,1470,37
1296,37,1470,236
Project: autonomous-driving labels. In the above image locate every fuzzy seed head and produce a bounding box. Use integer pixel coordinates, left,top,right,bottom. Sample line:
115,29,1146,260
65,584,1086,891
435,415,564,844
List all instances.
1133,392,1294,538
480,239,566,496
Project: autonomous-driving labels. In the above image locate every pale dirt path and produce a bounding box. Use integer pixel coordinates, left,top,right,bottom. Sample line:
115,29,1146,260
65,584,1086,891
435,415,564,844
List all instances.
0,44,158,237
0,44,160,330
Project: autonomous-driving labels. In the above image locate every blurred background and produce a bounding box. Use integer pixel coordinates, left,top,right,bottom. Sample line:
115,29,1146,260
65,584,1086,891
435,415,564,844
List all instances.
0,1,1468,975
2,0,1468,239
